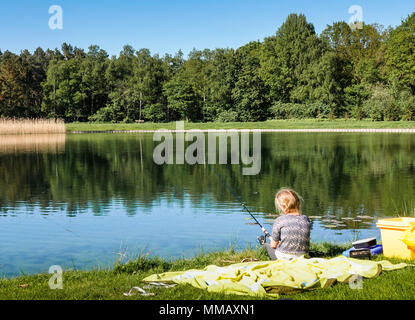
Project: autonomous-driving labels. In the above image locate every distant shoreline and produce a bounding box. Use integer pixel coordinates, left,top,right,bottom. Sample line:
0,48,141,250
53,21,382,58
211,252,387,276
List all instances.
66,120,415,133
70,128,415,134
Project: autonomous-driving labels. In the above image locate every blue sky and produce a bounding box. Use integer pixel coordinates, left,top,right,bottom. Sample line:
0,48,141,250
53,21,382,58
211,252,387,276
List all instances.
0,0,414,57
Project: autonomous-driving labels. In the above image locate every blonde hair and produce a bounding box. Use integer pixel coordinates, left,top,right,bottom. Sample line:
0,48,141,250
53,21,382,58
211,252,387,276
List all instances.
275,188,302,214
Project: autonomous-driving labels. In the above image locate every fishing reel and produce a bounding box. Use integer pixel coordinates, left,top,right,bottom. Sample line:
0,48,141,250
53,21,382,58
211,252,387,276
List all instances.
257,228,271,245
257,235,268,245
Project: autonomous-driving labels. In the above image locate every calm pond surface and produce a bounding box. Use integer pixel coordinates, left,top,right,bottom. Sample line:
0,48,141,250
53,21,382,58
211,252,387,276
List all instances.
1,132,415,277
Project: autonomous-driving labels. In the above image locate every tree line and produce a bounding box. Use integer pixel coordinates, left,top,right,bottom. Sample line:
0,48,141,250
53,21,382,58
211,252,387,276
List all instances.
0,13,414,123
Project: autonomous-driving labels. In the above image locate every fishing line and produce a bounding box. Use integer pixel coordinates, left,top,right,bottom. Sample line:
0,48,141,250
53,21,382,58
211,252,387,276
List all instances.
208,165,271,239
40,214,88,241
37,210,118,269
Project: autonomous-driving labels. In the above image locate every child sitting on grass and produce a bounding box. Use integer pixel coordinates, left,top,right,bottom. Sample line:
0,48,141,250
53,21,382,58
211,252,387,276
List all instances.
264,188,311,260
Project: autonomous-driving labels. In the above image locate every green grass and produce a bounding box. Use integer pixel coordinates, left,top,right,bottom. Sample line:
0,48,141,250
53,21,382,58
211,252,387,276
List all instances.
1,243,414,300
66,119,415,132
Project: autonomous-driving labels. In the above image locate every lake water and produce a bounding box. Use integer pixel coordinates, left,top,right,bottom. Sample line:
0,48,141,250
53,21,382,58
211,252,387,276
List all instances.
1,132,415,277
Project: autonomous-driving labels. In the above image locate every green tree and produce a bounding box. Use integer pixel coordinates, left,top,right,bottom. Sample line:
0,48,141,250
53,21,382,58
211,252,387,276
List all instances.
93,45,136,122
42,58,83,120
259,14,325,104
321,21,386,117
290,52,345,117
0,50,46,117
204,49,237,121
344,84,370,120
385,13,415,93
163,75,201,121
163,50,185,79
0,51,25,117
80,45,109,119
133,49,167,122
233,42,269,121
398,90,415,120
173,49,213,121
363,84,400,121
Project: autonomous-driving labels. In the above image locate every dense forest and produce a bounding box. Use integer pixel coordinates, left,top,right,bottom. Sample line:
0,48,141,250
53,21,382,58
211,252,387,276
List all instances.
0,13,414,123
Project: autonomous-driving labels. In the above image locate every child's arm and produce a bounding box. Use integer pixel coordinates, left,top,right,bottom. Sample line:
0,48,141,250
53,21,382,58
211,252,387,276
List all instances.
270,239,280,249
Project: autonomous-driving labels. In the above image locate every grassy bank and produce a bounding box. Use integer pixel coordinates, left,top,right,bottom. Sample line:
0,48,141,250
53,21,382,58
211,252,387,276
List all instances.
66,119,415,132
1,243,414,300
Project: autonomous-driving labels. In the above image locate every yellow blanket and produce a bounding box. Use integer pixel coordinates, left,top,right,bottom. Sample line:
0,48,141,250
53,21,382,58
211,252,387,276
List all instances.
143,256,407,297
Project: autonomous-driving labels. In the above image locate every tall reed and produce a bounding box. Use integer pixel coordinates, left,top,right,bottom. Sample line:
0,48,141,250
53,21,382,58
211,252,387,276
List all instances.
0,118,66,135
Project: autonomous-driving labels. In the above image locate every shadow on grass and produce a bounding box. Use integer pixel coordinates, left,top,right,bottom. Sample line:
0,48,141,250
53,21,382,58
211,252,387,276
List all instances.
113,242,350,275
310,242,350,258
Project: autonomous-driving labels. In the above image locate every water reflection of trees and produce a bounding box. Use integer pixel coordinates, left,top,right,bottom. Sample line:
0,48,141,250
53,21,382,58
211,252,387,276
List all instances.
0,133,414,218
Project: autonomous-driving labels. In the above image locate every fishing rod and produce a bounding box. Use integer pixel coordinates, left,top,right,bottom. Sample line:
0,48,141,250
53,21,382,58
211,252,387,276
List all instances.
209,166,271,242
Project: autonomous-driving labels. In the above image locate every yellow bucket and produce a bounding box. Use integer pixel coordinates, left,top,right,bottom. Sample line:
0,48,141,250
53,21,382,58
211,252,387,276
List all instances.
377,217,415,260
